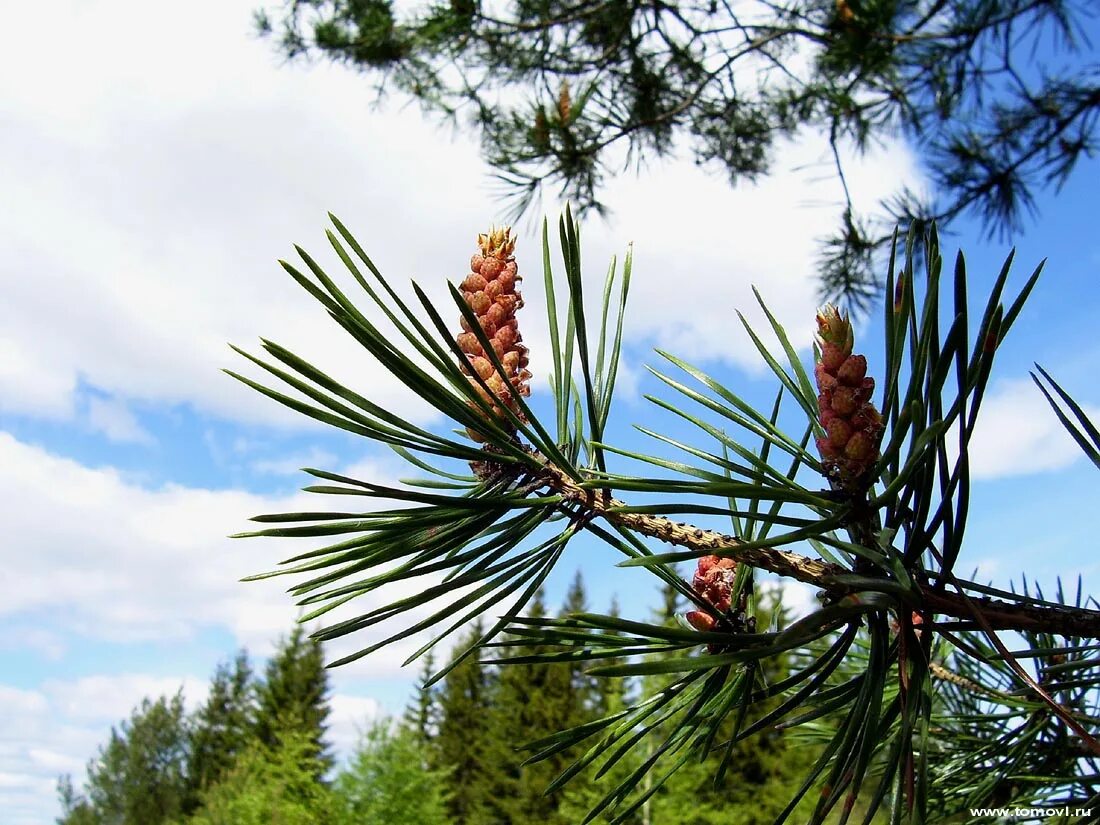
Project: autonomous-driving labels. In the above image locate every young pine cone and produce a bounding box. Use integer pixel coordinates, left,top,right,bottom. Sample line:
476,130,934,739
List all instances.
685,555,737,633
814,304,884,489
457,226,532,442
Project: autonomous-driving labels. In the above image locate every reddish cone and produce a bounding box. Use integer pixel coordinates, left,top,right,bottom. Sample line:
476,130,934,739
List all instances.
685,555,737,633
814,305,884,489
457,227,532,442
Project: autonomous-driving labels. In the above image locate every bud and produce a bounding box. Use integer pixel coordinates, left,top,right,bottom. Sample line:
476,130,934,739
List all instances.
893,272,906,315
814,304,884,489
532,107,550,152
558,80,571,123
685,610,716,632
458,227,531,442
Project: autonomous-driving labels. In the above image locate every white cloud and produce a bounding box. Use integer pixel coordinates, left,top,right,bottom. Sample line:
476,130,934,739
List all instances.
0,430,262,639
0,683,105,825
86,395,154,445
0,1,492,432
328,694,383,756
0,0,923,436
0,431,453,664
762,579,821,621
0,627,67,661
528,131,924,378
0,336,77,419
0,674,213,821
251,447,339,476
0,686,50,718
42,674,208,725
0,671,385,825
966,378,1100,479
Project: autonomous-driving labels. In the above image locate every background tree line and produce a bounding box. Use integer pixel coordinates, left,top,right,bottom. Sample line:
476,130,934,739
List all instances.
57,572,834,825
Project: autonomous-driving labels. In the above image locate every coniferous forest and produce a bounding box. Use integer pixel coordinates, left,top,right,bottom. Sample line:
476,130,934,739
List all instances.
57,573,836,825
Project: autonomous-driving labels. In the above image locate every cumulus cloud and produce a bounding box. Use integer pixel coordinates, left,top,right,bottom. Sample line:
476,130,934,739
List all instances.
771,579,822,620
86,395,154,445
0,430,448,819
0,672,380,825
966,378,1100,479
250,447,340,476
543,132,924,374
0,431,295,647
0,432,469,667
43,675,209,726
0,1,493,431
328,694,384,756
0,1,923,433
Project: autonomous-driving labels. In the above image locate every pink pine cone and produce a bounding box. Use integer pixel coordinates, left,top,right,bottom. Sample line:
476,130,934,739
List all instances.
457,227,532,442
685,555,737,632
814,305,884,489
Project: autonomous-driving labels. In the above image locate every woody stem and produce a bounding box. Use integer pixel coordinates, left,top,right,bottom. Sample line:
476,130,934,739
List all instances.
517,452,1100,639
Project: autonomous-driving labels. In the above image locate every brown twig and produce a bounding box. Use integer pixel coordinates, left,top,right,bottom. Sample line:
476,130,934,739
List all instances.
513,450,1100,639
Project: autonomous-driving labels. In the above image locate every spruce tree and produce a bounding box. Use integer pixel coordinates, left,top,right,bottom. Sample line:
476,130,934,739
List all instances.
591,595,631,719
185,730,334,825
434,620,496,824
75,692,190,825
659,577,682,623
185,650,254,811
561,570,602,716
401,647,438,749
56,775,97,825
484,587,596,825
558,594,645,825
332,720,451,825
253,625,332,781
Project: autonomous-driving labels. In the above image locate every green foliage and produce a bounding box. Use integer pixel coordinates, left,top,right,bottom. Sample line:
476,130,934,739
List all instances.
482,587,596,825
922,580,1100,822
56,630,337,825
229,212,1100,824
332,720,452,825
183,732,334,825
56,775,98,825
642,588,821,825
255,0,1099,306
402,647,439,746
185,651,254,811
56,590,898,825
67,693,190,825
253,625,332,780
433,621,497,824
557,602,646,825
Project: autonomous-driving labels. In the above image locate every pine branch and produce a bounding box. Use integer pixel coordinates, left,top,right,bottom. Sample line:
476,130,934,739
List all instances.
524,448,837,585
502,450,1100,639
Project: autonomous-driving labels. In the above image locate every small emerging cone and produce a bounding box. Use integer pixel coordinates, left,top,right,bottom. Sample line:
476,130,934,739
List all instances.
456,226,532,442
685,555,737,634
814,304,884,490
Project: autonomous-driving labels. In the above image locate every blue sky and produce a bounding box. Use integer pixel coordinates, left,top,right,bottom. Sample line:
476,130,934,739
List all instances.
2,2,1099,822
